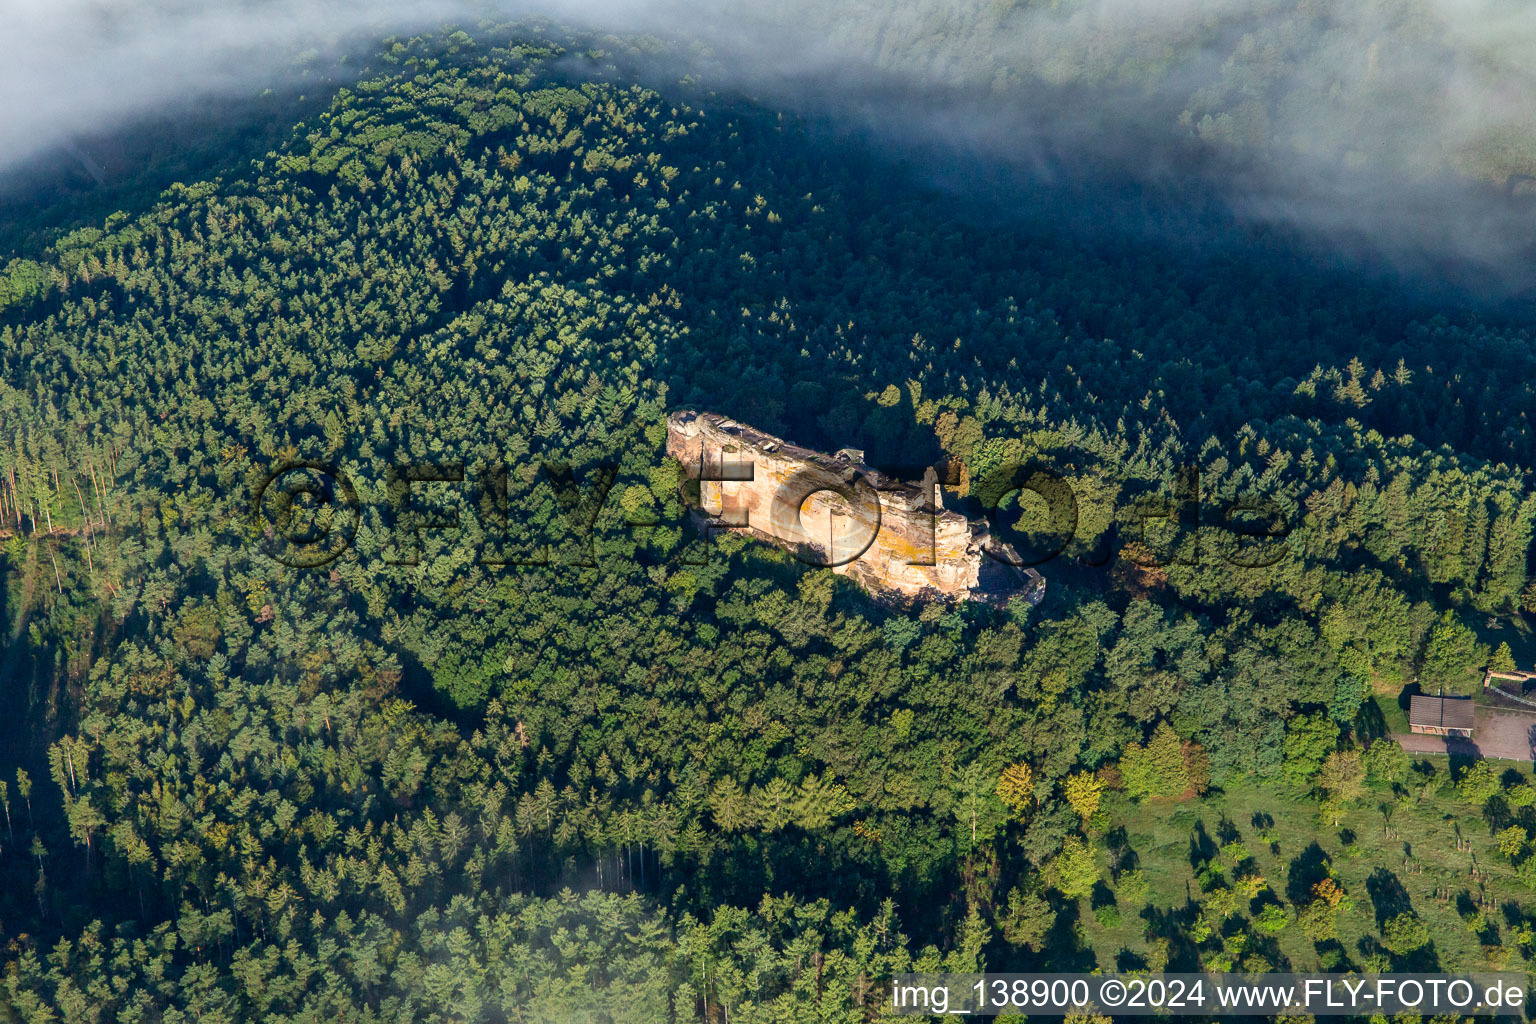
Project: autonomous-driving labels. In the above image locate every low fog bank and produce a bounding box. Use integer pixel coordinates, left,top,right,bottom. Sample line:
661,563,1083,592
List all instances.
7,0,1536,291
648,0,1536,294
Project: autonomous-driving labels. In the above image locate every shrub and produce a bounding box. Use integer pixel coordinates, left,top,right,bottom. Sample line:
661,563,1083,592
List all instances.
1298,900,1338,942
1055,838,1100,900
1116,869,1150,908
1497,825,1528,860
1363,741,1409,785
1255,904,1289,933
1381,912,1430,955
1120,723,1190,799
1458,761,1501,806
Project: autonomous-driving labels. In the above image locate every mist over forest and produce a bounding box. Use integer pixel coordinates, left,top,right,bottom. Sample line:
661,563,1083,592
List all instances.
9,0,1536,286
5,4,1536,1021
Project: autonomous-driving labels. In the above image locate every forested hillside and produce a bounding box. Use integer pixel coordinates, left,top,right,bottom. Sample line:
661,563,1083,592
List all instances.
2,26,1535,1022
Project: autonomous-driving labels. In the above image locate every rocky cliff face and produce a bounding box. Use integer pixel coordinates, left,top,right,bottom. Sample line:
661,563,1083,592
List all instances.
666,411,1043,605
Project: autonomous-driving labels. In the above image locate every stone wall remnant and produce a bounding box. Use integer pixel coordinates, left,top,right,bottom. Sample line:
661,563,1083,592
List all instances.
666,410,1044,605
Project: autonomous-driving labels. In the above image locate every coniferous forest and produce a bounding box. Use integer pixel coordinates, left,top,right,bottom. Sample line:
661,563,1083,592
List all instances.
3,18,1536,1023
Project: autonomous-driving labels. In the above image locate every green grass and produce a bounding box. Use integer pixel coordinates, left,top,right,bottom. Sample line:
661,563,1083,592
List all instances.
1076,774,1536,973
1373,695,1410,736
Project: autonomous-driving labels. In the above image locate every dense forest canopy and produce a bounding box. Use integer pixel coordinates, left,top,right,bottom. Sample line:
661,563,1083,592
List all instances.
0,20,1534,1023
16,0,1536,287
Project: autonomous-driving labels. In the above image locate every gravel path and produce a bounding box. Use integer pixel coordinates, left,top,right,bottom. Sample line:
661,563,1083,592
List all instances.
1393,703,1536,762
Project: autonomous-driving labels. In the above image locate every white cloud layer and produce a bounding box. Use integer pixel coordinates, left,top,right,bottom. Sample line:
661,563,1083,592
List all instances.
5,0,1536,282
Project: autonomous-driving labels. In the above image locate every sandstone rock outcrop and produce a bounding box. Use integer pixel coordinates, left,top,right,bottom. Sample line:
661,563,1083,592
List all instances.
666,410,1044,605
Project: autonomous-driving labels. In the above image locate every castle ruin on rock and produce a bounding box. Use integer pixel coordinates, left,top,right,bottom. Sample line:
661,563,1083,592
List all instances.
666,410,1045,605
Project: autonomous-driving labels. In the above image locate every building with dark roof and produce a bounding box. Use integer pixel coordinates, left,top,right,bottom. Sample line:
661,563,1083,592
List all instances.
1408,695,1475,737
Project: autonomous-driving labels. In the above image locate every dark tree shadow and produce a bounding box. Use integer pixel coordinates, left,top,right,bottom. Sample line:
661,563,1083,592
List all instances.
1356,698,1388,741
1249,887,1285,919
1215,815,1241,845
1105,825,1138,878
1141,901,1203,972
1355,935,1392,973
1115,947,1148,972
1040,898,1098,971
1484,794,1512,832
1446,745,1479,774
1366,867,1412,929
1395,940,1442,972
1409,759,1439,797
1245,930,1292,972
1188,819,1218,871
1313,939,1354,973
1452,889,1500,945
1249,810,1278,854
1285,842,1332,905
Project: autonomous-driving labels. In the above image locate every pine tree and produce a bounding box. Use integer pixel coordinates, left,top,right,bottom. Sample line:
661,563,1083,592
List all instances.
1061,771,1104,821
995,762,1035,818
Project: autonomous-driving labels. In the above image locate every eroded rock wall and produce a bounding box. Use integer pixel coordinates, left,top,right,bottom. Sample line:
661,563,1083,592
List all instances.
666,410,1037,604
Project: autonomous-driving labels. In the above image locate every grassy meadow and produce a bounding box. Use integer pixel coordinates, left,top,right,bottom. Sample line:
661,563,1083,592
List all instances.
1076,774,1536,975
